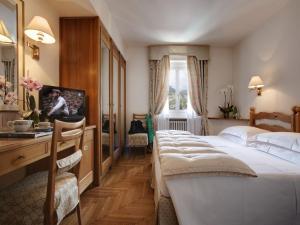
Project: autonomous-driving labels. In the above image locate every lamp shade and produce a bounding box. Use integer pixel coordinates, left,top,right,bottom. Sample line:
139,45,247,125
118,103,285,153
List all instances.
248,75,264,89
25,16,55,44
0,20,14,44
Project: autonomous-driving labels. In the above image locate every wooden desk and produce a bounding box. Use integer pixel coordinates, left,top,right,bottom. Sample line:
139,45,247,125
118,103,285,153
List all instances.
0,125,96,193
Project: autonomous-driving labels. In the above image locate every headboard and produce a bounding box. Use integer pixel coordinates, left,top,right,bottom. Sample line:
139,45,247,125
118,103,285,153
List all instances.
249,106,300,132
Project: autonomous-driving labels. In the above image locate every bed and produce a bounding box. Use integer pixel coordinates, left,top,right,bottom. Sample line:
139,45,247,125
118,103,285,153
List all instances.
152,106,300,225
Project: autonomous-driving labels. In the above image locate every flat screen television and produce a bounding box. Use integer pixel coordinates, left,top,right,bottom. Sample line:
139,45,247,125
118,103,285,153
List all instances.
39,85,86,122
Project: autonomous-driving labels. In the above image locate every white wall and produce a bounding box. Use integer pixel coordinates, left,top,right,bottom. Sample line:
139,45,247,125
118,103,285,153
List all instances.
232,0,300,118
0,0,59,190
208,47,233,117
125,46,233,128
25,0,59,87
89,0,126,57
126,46,149,130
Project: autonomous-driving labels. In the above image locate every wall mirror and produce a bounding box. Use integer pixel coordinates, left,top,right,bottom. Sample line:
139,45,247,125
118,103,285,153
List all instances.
100,38,111,173
112,47,119,159
0,0,24,110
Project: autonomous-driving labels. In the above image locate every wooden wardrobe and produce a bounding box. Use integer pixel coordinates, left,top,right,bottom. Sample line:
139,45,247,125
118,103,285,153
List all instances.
60,17,127,185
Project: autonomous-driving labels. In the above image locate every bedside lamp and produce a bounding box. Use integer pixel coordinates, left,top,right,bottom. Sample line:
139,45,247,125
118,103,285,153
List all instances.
0,20,14,44
25,16,55,60
248,75,264,96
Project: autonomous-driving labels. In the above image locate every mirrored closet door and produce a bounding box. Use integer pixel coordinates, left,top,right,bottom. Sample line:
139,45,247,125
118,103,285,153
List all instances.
119,57,126,152
111,44,120,162
100,30,112,175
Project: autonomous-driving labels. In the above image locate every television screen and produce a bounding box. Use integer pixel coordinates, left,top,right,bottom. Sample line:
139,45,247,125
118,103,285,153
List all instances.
39,85,86,122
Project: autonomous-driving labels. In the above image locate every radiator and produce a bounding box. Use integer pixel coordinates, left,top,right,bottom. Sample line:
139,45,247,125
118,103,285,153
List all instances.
169,119,187,131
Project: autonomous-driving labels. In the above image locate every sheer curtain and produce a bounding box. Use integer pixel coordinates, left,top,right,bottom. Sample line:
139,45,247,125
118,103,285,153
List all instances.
157,99,170,130
149,55,170,130
187,56,209,135
186,97,202,135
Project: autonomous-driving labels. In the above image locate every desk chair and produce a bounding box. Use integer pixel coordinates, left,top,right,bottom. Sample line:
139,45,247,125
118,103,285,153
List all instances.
0,118,86,225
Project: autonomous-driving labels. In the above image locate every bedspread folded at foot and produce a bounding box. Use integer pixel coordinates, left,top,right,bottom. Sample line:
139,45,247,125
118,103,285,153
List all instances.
160,152,257,177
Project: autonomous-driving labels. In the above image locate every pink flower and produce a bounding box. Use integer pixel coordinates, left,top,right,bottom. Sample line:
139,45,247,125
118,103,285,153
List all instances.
4,92,17,105
5,82,12,88
0,75,6,89
20,77,43,91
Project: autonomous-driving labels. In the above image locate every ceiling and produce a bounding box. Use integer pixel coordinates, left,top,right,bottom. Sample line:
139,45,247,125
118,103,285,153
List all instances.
104,0,289,47
48,0,96,17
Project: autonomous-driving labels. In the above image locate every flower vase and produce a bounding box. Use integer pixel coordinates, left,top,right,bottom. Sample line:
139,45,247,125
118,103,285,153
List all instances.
223,112,230,119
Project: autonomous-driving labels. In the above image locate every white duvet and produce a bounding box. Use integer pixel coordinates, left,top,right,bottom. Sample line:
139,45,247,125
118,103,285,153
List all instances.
155,135,300,225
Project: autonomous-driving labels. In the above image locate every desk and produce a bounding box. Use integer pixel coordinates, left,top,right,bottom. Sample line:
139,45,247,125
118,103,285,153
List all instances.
0,125,95,193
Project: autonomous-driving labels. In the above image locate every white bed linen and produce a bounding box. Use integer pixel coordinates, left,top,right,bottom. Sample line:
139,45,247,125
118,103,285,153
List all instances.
163,136,300,225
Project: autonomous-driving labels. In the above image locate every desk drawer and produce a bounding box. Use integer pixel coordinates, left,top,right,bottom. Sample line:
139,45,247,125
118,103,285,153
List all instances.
0,142,48,176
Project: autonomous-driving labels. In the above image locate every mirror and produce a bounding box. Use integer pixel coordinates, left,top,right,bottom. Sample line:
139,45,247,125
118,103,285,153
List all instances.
112,53,119,152
101,40,110,164
0,0,24,109
120,60,125,150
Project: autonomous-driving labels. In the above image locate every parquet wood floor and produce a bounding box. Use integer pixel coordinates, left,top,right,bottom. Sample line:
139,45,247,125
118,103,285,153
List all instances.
62,151,155,225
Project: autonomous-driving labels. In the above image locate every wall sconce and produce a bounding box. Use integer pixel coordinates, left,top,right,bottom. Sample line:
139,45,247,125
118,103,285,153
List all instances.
248,75,264,96
24,16,55,60
0,20,14,44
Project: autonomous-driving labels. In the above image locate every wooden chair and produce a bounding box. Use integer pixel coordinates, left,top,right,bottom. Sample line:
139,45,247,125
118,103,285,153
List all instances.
0,118,85,225
128,113,148,155
45,118,86,225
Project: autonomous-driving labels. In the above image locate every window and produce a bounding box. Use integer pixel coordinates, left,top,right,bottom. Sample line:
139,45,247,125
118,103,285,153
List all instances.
168,57,188,111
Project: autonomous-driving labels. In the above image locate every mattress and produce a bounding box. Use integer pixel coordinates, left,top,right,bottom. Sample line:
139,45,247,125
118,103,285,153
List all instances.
153,133,300,225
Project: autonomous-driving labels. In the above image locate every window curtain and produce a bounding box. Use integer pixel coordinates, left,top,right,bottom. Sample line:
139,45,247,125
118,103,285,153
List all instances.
149,55,170,130
157,99,170,130
187,56,209,135
186,97,202,135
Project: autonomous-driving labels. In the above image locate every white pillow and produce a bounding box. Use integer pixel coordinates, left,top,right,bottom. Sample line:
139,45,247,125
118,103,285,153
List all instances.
219,126,268,145
250,132,300,153
248,132,300,165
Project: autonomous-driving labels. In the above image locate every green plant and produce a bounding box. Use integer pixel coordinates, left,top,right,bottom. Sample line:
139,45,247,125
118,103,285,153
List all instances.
21,76,43,125
218,85,238,119
218,104,234,118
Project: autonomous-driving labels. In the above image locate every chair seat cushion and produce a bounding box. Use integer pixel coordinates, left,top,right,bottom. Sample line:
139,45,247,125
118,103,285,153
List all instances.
128,133,148,146
102,132,110,146
0,171,79,225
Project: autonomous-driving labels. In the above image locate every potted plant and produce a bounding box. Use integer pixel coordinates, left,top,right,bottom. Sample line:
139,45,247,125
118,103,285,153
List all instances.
20,76,43,125
218,85,238,119
0,75,18,110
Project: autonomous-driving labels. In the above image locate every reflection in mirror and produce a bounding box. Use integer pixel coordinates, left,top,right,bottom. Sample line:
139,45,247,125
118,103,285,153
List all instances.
101,41,110,163
113,56,119,151
0,0,18,105
120,64,125,149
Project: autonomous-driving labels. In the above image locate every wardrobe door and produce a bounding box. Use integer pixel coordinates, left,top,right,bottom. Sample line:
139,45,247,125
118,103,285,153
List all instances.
119,57,126,151
112,44,121,162
100,34,112,175
60,17,100,185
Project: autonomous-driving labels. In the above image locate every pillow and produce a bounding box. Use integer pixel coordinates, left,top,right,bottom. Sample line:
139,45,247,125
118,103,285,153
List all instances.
250,132,300,153
219,126,268,145
248,132,300,165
